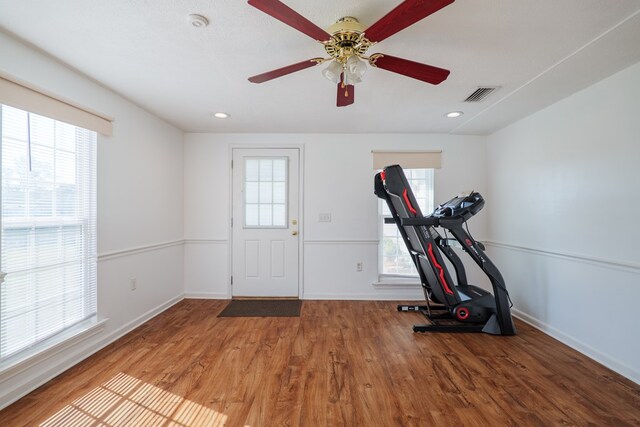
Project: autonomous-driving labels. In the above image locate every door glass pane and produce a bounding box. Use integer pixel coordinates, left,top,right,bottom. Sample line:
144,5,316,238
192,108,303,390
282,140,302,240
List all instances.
246,204,259,226
246,182,259,204
259,182,272,204
259,159,273,181
259,204,272,226
273,205,286,226
246,159,259,181
273,182,286,204
273,159,286,181
244,157,288,228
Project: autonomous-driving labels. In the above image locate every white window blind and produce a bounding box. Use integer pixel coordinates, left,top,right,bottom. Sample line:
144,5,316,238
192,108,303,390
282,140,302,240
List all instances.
379,168,434,277
0,104,97,361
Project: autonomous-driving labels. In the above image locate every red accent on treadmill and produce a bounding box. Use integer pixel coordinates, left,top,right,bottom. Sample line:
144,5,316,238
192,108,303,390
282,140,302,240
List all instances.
403,188,417,214
465,238,473,246
427,243,454,295
456,308,469,320
380,170,386,181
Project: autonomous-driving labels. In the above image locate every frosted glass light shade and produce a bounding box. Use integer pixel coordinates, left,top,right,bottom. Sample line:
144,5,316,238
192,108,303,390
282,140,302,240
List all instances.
345,56,367,84
322,60,343,83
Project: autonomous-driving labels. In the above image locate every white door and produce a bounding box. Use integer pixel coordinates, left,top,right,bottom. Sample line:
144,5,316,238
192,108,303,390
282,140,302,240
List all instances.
231,148,300,297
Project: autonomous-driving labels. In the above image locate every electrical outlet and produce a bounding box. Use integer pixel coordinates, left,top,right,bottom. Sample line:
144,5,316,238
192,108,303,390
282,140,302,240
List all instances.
356,262,363,272
130,277,137,291
318,213,332,222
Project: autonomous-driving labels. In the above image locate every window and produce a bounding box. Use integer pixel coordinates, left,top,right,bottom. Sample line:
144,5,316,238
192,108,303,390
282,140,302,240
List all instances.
0,104,97,361
379,168,434,277
244,157,287,228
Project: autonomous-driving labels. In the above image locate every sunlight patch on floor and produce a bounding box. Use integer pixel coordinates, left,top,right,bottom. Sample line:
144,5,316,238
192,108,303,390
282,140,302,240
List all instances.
40,372,228,426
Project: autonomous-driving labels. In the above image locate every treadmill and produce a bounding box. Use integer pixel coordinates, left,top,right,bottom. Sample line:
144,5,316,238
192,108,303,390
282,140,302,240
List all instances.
375,165,516,335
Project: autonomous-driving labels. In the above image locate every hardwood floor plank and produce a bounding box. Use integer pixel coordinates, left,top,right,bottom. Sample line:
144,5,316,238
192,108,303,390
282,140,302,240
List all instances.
0,299,638,426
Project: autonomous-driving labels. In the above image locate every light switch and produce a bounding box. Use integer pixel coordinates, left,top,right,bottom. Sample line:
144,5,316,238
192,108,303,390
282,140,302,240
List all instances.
318,213,332,222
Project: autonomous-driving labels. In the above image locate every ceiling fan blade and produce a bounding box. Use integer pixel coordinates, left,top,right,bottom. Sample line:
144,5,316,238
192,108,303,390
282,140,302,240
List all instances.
364,0,455,43
249,58,323,83
369,54,450,84
248,0,331,42
337,73,354,107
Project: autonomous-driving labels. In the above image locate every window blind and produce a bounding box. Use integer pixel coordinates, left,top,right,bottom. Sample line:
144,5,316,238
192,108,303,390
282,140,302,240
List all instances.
0,104,97,360
0,74,112,136
372,150,442,170
380,168,435,277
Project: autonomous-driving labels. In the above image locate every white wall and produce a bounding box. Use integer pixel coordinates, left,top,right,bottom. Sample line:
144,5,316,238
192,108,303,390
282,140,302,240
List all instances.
0,31,185,407
184,133,489,300
486,61,640,383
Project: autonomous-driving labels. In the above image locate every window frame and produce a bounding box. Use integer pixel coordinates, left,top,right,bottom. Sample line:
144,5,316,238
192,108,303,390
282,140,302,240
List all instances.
242,156,289,229
377,168,434,282
0,104,98,364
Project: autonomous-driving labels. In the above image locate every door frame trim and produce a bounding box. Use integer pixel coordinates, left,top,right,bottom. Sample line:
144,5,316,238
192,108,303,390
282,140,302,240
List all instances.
228,144,305,298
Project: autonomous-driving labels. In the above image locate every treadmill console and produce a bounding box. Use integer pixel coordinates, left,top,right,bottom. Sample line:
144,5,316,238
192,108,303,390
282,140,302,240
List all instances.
432,191,485,221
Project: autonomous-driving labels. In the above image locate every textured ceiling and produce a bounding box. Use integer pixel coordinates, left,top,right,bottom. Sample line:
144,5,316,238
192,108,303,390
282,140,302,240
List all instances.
1,0,640,135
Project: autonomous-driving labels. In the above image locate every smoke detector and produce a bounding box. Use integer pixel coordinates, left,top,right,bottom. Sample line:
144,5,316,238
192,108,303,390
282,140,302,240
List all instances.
188,14,209,28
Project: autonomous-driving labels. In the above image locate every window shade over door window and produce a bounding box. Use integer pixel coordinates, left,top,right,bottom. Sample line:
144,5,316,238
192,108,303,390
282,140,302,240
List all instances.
0,104,97,360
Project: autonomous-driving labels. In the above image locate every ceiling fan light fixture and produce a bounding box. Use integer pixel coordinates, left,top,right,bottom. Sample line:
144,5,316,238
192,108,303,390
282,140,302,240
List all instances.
445,111,464,118
345,56,367,84
246,0,455,107
343,70,361,86
322,60,343,84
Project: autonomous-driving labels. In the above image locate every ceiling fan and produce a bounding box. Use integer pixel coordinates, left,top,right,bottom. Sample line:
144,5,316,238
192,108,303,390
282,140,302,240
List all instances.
247,0,454,107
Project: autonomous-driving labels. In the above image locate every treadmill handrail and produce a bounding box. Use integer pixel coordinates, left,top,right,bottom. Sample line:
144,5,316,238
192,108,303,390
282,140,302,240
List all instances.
400,217,440,227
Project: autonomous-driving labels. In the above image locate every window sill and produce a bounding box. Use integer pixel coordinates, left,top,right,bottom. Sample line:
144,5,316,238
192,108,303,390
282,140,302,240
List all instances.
0,317,108,382
372,277,422,289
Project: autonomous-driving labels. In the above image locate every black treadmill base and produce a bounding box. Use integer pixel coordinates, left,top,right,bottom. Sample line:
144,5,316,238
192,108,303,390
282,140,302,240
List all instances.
425,312,454,320
397,304,447,312
398,304,492,334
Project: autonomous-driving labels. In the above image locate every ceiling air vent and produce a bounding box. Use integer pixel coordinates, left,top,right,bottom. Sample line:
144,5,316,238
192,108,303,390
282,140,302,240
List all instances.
463,86,500,102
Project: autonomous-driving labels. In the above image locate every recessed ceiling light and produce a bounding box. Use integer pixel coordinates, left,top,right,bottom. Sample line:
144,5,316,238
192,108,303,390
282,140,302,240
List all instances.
213,112,229,119
188,14,209,28
445,111,463,118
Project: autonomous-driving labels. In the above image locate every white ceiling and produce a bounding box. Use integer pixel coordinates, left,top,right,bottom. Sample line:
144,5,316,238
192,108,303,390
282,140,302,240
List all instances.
1,0,640,135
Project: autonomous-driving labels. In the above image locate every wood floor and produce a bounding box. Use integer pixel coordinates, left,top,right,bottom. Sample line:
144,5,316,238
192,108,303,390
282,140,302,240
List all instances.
0,299,638,426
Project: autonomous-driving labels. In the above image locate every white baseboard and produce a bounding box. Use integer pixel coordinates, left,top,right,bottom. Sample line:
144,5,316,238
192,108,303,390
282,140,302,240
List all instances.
94,294,184,350
512,308,639,385
0,294,185,410
184,292,229,299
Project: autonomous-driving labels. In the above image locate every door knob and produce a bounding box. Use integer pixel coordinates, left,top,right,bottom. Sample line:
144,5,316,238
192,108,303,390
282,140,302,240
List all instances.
292,231,298,236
